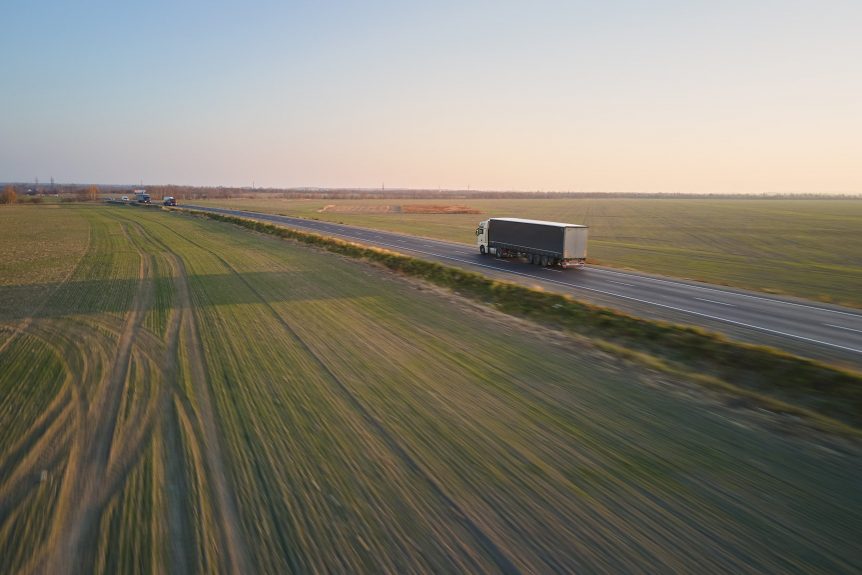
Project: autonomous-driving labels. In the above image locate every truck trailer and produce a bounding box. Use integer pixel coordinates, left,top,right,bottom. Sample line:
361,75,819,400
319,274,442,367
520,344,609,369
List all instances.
476,218,588,268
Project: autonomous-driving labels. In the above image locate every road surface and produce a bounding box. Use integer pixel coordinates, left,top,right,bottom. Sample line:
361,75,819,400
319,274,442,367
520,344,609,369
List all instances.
180,205,862,368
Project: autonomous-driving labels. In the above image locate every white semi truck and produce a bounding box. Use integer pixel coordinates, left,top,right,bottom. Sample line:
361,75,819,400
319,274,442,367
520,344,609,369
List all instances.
476,218,588,268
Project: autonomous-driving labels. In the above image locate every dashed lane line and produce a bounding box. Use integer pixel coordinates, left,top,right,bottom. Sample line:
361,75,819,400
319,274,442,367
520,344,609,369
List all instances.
825,323,862,335
694,297,736,307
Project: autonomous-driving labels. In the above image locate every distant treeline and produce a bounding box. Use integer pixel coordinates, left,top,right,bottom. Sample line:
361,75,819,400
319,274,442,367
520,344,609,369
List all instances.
1,183,101,202
136,187,862,200
2,183,859,201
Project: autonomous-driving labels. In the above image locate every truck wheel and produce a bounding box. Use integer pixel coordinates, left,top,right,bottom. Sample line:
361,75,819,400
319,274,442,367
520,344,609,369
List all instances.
480,245,486,255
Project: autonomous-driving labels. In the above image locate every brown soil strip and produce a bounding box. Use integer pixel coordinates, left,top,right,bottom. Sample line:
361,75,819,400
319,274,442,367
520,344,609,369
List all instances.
402,204,480,214
318,204,393,213
171,251,251,575
159,254,192,575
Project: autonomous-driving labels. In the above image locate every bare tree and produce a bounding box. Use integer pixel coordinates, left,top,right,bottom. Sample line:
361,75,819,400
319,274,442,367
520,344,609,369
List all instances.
73,186,99,202
0,185,17,205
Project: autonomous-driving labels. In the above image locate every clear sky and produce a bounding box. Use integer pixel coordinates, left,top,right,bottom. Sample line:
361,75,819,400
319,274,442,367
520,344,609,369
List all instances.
1,1,860,193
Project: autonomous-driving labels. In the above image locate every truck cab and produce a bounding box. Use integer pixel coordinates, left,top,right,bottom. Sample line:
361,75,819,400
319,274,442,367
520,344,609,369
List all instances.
476,219,490,255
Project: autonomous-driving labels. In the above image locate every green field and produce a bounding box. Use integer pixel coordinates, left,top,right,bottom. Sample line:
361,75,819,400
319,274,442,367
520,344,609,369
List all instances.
1,204,861,573
195,197,862,307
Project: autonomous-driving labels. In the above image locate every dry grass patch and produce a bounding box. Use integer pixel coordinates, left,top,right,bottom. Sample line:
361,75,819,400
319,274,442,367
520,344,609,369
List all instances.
402,204,481,214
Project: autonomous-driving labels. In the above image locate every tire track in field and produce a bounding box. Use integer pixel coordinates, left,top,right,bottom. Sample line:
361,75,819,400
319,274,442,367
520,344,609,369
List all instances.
158,252,193,575
167,221,522,574
170,248,251,575
0,317,103,530
7,210,229,574
0,319,109,575
1,306,171,575
106,212,195,574
44,220,154,574
0,369,74,483
0,397,74,502
127,212,252,573
48,214,198,574
0,217,93,527
0,412,74,532
123,210,250,574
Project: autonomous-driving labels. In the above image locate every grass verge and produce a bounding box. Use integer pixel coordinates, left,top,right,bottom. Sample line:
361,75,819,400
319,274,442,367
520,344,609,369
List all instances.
186,209,862,437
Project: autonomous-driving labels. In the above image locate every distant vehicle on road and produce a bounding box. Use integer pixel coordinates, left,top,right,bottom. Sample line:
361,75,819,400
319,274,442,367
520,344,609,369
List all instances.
476,217,588,268
121,195,129,202
163,196,176,206
134,191,151,204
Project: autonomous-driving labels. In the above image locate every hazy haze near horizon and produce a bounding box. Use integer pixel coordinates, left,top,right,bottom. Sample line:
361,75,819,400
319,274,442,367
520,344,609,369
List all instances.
1,1,860,193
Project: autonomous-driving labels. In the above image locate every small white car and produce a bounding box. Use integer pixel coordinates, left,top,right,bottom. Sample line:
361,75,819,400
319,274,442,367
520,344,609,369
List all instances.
121,195,129,202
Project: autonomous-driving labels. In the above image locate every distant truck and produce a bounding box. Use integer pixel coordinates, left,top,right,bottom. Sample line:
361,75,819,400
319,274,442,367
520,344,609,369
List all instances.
163,196,177,206
134,190,150,204
476,218,588,268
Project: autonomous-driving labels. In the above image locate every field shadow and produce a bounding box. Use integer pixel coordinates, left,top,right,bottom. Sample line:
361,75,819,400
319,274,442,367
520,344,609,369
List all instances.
0,271,375,322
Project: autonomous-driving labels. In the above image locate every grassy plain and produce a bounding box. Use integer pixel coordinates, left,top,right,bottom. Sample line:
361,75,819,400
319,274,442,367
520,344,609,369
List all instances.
1,204,861,573
196,197,862,307
192,209,862,433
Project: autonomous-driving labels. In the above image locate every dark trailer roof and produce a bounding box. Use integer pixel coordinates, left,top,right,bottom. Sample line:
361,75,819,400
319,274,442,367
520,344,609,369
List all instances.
491,217,587,229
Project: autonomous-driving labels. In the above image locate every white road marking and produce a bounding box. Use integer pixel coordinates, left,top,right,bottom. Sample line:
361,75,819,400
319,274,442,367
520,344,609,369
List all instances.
186,207,862,355
825,323,862,334
589,266,862,318
694,297,735,307
607,280,635,287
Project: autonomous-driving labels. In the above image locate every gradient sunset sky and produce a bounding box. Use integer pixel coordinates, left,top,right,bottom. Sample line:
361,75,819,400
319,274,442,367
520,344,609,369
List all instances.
2,1,859,193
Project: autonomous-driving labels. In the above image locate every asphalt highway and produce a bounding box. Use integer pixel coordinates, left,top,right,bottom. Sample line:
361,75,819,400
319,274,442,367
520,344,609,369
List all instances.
182,205,862,368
